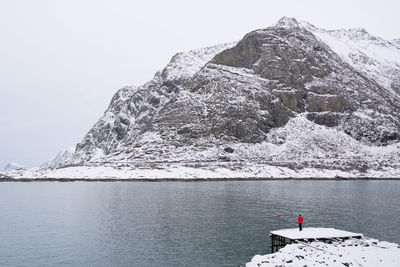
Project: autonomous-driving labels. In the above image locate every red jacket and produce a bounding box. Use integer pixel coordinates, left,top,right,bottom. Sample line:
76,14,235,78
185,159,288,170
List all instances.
298,216,304,223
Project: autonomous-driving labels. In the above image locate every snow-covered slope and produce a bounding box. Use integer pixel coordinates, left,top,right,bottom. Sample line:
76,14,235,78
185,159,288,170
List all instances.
299,19,400,100
6,114,400,179
41,147,75,169
5,17,400,179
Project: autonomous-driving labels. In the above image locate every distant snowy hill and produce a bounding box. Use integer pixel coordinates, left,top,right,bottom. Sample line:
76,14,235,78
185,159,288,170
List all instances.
3,162,25,171
6,17,400,179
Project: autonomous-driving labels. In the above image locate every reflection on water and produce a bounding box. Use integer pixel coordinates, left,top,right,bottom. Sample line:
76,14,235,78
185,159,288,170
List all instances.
0,181,399,266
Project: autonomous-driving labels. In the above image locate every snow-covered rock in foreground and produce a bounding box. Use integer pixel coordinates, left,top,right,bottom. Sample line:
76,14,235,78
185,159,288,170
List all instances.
247,237,400,267
3,162,25,171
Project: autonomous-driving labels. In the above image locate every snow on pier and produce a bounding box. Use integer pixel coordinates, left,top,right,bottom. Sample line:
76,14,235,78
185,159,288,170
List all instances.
270,227,363,253
271,227,363,240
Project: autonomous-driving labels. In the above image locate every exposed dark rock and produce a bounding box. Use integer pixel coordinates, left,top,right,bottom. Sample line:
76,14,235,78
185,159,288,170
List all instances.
306,94,352,113
224,147,234,153
307,112,340,127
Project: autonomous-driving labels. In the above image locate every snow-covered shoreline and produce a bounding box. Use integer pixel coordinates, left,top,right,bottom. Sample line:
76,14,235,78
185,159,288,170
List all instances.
2,177,400,182
247,237,400,267
1,163,400,180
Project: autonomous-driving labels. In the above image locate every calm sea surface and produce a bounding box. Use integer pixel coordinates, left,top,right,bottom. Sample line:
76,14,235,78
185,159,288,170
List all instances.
0,181,399,266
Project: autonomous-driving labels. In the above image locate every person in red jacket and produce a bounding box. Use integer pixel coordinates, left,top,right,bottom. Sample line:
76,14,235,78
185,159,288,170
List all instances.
298,214,304,231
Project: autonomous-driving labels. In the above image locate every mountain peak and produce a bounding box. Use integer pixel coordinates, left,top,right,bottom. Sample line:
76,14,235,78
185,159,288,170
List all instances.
275,17,300,28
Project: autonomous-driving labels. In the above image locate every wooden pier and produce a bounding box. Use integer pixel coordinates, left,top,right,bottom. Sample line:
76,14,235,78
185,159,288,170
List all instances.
269,227,363,253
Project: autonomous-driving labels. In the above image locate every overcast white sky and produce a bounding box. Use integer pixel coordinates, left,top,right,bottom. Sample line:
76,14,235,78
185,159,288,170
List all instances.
1,0,399,168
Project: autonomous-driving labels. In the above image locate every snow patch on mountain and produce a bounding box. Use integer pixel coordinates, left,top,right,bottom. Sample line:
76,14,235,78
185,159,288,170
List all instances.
160,42,237,83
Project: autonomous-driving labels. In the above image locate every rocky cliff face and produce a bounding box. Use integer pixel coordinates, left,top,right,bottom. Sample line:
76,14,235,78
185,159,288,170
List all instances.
68,18,400,173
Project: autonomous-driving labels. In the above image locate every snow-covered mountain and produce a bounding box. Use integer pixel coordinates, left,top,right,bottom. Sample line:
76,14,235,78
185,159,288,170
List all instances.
5,17,400,179
3,162,25,171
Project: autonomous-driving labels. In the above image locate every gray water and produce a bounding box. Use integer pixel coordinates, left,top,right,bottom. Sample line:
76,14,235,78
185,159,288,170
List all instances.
0,181,399,267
